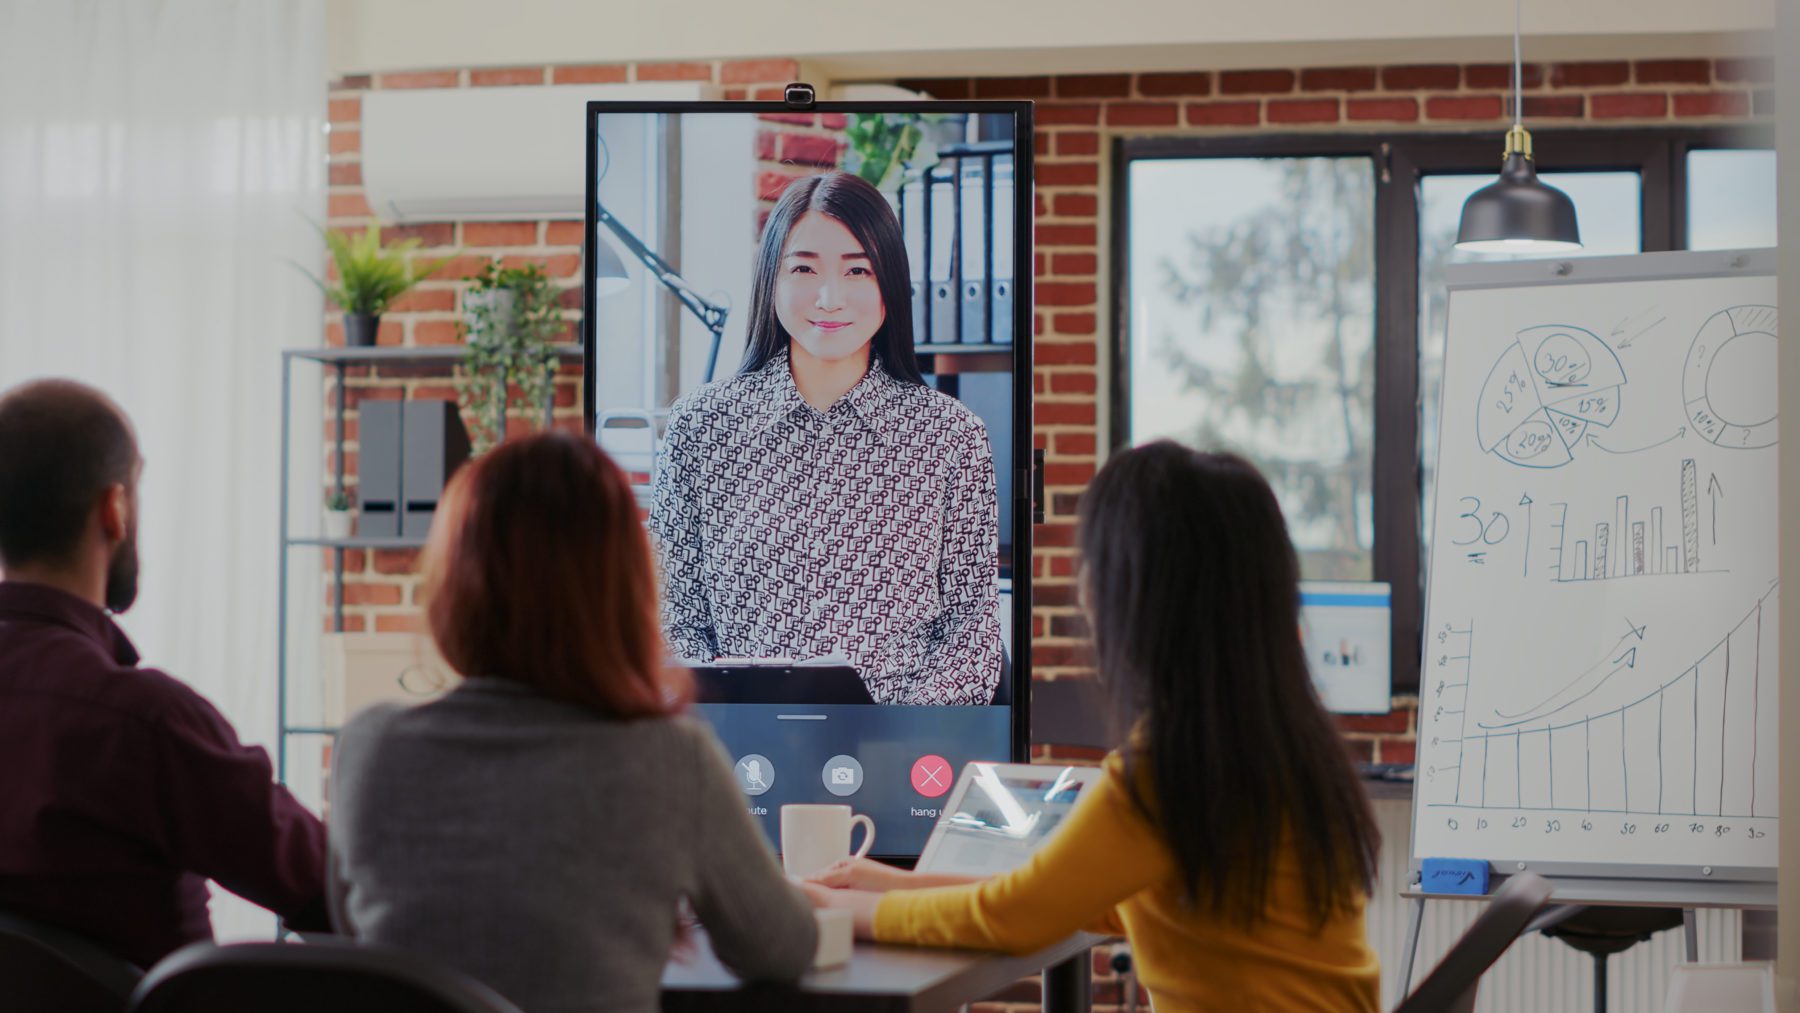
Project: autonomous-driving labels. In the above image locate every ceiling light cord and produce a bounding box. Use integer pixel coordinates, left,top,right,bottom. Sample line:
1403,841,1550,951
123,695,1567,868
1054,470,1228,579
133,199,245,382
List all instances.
1513,0,1524,126
1456,0,1581,250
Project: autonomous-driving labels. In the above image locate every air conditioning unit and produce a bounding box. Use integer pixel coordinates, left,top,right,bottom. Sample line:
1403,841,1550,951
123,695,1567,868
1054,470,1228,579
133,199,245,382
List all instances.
361,81,719,222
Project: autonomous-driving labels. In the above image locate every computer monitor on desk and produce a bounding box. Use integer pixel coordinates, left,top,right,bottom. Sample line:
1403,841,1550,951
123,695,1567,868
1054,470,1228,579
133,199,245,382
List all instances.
1299,581,1393,715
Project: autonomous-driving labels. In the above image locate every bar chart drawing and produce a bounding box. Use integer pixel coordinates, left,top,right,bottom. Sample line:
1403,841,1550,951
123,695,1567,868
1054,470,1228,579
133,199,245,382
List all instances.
1431,581,1777,820
1546,458,1726,583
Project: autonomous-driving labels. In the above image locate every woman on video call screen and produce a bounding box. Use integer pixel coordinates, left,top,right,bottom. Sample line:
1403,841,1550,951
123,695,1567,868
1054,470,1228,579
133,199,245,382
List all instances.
649,171,1002,705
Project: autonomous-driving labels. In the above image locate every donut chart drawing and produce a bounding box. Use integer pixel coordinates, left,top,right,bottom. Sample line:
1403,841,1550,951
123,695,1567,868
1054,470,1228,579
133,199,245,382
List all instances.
1684,305,1778,450
1477,325,1627,468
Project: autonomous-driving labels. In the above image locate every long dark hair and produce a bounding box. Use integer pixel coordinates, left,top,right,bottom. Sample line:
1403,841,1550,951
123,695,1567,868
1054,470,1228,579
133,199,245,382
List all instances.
1077,441,1379,927
737,171,925,385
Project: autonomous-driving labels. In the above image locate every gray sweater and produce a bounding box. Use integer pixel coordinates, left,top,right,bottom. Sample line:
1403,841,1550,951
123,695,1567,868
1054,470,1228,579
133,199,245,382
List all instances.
328,678,817,1012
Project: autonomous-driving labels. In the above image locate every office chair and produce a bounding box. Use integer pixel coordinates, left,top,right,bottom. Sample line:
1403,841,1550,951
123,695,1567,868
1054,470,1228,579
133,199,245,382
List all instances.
129,938,522,1013
0,910,142,1013
1537,905,1687,1013
1393,871,1555,1013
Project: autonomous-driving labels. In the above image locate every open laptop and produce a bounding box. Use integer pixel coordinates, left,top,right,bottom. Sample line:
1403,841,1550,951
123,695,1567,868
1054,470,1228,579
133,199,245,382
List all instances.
914,762,1105,877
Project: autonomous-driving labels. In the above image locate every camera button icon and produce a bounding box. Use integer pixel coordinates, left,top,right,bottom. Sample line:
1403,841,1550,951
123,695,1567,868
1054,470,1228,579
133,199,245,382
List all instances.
821,754,864,797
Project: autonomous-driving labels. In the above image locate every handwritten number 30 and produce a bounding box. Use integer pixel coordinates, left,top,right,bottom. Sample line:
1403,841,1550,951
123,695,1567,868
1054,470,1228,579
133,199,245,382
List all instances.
1452,496,1510,547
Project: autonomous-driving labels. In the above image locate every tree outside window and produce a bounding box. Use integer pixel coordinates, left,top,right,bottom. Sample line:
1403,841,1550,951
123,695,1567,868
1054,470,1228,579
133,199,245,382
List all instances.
1129,157,1376,579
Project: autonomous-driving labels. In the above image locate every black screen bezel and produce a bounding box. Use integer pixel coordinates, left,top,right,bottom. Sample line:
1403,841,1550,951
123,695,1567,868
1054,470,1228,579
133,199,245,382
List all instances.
580,99,1035,763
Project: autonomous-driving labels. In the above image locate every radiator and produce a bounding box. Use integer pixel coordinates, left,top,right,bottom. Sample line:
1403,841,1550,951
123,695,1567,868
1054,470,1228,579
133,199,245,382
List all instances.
1369,797,1742,1011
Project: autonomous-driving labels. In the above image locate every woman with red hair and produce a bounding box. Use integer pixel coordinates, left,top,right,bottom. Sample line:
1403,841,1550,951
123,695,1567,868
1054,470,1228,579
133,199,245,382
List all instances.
327,431,817,1012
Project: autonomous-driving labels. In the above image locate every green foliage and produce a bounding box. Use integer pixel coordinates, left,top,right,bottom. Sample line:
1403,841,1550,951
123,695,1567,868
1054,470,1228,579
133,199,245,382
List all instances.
324,488,351,511
842,112,945,192
299,221,447,315
458,261,564,455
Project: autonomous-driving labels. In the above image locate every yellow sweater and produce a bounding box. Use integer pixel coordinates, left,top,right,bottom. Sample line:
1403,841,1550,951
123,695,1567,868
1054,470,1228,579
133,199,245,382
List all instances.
874,753,1380,1012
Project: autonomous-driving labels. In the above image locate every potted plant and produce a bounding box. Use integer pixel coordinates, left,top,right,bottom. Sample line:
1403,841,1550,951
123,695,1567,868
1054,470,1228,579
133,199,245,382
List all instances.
843,112,957,194
323,488,353,540
300,221,448,347
458,261,564,454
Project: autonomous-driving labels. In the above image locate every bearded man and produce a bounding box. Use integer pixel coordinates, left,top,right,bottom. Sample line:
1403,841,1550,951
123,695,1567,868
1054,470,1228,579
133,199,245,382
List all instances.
0,379,328,967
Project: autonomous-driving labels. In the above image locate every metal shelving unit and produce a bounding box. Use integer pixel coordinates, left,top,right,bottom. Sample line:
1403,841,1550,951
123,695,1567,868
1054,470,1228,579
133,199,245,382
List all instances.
275,343,582,782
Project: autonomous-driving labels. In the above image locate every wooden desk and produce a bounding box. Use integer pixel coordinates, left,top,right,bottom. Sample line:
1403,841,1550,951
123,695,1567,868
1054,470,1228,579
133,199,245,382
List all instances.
662,931,1103,1013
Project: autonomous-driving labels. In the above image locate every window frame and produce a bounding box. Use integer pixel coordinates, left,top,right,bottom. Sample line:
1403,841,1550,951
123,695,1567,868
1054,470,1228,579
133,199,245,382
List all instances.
1670,131,1779,249
1111,127,1771,696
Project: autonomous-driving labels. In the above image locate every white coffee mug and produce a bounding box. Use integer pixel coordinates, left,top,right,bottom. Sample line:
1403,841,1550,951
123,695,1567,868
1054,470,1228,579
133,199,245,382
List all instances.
780,804,875,878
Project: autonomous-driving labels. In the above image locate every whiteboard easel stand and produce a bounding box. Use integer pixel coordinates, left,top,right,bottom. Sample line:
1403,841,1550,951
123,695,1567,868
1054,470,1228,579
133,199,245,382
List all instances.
1402,248,1782,997
1395,867,1777,994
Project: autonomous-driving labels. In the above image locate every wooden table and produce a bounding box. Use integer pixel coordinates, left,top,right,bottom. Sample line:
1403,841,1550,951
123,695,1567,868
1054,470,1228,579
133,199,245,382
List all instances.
662,931,1103,1012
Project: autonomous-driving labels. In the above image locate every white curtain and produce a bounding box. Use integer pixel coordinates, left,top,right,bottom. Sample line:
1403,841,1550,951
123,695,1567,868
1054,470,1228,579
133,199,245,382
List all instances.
0,0,326,941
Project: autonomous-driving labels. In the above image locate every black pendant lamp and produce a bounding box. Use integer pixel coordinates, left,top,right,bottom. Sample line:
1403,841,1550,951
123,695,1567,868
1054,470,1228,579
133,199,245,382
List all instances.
1456,0,1582,254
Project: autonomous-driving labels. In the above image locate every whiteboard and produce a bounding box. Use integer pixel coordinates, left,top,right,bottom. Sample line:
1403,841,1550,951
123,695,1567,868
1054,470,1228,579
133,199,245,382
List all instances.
1412,250,1779,877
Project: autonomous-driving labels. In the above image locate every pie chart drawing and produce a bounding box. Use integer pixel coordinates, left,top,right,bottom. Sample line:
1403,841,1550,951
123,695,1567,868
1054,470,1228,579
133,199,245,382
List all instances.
1683,305,1778,450
1476,324,1627,469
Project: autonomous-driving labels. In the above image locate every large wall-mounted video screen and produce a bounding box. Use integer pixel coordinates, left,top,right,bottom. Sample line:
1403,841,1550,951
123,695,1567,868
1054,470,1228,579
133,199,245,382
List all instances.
582,101,1034,858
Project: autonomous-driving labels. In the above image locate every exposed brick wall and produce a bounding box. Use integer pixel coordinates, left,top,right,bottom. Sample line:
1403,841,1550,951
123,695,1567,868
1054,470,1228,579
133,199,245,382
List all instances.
755,112,849,235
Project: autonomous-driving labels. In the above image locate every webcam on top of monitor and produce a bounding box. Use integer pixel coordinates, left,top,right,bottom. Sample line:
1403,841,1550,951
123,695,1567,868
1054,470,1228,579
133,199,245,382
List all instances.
782,82,817,108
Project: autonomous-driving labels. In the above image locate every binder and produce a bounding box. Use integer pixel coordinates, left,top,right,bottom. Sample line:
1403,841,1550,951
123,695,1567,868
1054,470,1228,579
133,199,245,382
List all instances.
956,159,1015,345
990,162,1015,345
900,178,929,347
400,400,471,539
358,401,402,537
958,164,988,345
926,168,957,346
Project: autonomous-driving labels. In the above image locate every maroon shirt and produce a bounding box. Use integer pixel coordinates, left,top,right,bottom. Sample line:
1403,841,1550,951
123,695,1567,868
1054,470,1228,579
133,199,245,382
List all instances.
0,581,328,968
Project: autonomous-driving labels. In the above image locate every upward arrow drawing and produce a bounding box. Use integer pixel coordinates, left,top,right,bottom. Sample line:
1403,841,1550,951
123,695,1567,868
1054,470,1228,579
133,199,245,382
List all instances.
1488,622,1650,725
1519,494,1533,577
1708,473,1724,545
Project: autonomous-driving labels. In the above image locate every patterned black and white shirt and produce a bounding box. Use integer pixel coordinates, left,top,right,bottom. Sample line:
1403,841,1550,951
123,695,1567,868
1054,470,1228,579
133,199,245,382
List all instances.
649,351,1002,705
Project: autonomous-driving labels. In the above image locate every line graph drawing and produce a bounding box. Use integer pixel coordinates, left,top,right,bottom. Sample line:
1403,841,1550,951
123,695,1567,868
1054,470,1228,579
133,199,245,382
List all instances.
1430,582,1778,819
1484,619,1645,727
1477,324,1627,469
1684,305,1779,450
1546,458,1728,582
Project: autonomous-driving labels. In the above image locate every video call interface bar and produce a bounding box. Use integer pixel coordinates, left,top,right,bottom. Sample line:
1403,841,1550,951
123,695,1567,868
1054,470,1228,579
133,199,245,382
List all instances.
698,703,1012,856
